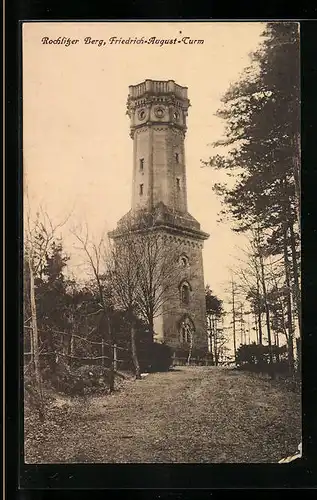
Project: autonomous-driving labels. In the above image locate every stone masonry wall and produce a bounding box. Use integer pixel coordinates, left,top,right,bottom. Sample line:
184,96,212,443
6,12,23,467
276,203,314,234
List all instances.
159,233,208,350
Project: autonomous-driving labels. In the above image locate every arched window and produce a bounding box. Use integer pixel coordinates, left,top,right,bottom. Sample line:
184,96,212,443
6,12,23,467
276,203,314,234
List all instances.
179,280,191,305
179,315,195,343
179,254,189,268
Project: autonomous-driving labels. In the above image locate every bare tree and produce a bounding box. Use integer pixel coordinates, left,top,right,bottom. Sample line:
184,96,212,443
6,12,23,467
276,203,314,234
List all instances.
24,197,70,373
108,212,186,340
231,276,238,363
105,228,142,379
24,190,71,417
71,223,117,390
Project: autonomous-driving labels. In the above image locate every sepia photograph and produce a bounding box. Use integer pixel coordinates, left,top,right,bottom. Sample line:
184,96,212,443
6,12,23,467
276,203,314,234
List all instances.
22,21,301,464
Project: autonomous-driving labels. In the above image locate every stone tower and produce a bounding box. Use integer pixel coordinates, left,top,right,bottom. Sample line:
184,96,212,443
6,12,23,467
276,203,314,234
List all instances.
110,80,209,350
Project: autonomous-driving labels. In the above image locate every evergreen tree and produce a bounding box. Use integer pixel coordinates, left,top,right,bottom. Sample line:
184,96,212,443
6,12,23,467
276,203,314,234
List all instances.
203,22,300,372
205,286,226,365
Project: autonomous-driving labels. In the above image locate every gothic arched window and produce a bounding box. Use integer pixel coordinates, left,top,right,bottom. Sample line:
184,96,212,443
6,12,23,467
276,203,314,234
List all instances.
179,315,195,343
179,280,191,305
179,254,189,268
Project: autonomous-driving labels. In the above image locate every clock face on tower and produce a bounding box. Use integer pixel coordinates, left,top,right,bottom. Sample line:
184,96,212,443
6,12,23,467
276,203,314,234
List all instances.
154,106,166,119
138,108,147,121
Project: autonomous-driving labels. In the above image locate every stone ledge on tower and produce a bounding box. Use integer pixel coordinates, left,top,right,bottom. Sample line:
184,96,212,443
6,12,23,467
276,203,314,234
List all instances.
128,79,189,101
126,79,191,138
109,202,209,242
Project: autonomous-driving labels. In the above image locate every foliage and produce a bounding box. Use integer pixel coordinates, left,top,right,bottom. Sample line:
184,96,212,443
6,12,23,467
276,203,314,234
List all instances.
203,22,301,371
139,342,173,373
108,211,186,335
173,343,209,361
205,286,223,317
205,22,300,233
205,286,227,365
236,342,289,375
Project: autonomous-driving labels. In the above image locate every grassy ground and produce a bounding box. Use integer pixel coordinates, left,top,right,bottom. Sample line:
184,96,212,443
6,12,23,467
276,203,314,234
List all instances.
24,366,301,463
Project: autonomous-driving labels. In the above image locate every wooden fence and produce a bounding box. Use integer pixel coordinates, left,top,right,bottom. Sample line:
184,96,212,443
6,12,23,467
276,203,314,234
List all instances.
172,356,214,367
24,325,219,371
23,325,129,373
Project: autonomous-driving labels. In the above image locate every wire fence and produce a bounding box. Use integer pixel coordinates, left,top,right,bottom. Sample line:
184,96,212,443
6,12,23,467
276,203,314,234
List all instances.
23,325,130,373
172,356,214,367
24,325,218,372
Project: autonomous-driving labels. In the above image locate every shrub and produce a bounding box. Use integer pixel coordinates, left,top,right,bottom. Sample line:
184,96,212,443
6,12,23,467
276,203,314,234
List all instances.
172,344,209,364
40,361,111,396
24,373,53,422
236,342,289,375
72,365,111,395
139,342,173,372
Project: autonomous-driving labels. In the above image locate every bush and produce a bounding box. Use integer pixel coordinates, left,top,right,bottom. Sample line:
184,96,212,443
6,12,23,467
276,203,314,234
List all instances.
40,361,111,396
72,365,111,395
236,342,289,375
139,342,173,372
24,372,53,422
172,344,209,364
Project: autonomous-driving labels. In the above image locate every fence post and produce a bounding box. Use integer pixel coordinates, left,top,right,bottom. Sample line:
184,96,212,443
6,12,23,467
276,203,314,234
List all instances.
113,344,117,371
101,339,105,367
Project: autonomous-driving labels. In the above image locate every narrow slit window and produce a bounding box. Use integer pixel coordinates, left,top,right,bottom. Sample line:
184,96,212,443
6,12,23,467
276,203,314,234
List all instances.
176,178,181,191
139,183,144,195
181,283,190,305
175,152,179,163
139,158,144,171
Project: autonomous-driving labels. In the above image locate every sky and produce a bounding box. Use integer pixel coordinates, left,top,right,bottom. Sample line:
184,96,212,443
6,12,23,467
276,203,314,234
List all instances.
23,21,266,307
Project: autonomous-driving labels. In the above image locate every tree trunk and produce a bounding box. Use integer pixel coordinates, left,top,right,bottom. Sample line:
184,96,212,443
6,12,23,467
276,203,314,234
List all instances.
187,331,193,365
101,338,105,367
292,132,301,231
29,324,34,368
131,319,141,379
107,315,115,392
255,265,263,345
289,222,301,335
113,344,118,372
207,315,214,365
254,313,259,344
70,333,74,357
258,312,263,345
212,316,218,366
47,329,57,374
28,257,41,388
28,256,44,421
148,315,155,343
213,335,218,367
275,332,280,363
283,226,295,374
240,304,243,345
231,279,237,363
259,252,274,367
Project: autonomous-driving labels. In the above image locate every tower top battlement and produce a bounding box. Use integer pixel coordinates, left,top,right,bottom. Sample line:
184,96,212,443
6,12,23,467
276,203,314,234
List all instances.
128,79,189,101
126,79,190,138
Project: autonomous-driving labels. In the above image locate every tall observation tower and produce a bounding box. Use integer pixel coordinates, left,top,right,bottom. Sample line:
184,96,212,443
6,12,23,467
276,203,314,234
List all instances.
110,80,209,349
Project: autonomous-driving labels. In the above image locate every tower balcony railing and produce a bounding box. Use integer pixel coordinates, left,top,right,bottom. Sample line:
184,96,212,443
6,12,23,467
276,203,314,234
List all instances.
128,80,188,100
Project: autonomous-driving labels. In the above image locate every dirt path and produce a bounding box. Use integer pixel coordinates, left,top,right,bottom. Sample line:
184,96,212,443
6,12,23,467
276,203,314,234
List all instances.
24,367,301,463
